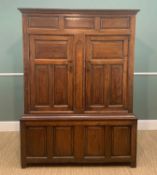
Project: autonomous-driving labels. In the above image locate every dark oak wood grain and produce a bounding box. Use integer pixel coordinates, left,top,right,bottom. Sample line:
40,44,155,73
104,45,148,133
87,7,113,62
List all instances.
19,9,139,168
20,117,137,166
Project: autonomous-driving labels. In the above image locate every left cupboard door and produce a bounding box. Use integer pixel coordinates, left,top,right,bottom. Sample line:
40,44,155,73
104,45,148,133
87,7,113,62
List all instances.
28,35,74,114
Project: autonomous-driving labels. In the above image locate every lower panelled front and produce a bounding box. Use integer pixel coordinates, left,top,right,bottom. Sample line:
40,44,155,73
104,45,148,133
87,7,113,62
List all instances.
21,119,136,166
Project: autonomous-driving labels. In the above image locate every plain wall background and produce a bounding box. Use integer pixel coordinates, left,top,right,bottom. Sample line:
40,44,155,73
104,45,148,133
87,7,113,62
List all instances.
0,0,157,121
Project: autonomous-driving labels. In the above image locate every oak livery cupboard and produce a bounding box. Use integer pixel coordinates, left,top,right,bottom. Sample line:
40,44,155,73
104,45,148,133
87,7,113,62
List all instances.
19,9,139,167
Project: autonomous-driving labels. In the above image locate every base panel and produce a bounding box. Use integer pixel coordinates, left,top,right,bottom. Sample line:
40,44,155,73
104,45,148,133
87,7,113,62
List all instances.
20,115,137,168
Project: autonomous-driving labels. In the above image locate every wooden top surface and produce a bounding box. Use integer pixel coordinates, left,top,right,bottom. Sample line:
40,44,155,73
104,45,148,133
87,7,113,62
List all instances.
21,115,137,121
18,8,139,15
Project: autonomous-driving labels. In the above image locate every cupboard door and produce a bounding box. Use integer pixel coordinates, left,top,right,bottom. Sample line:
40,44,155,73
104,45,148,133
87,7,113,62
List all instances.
29,35,74,113
85,35,128,113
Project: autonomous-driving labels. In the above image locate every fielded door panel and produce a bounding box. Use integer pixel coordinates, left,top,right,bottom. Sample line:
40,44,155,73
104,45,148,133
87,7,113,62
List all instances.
25,126,48,158
29,35,74,113
85,35,128,113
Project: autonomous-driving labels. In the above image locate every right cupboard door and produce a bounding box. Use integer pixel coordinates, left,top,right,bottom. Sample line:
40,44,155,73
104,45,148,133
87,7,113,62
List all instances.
85,35,129,114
